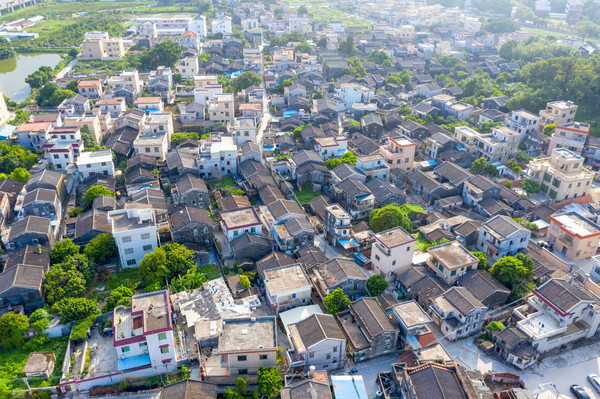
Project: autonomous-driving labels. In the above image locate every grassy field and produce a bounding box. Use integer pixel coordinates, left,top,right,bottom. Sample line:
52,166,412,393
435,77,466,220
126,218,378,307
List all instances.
294,185,321,205
307,6,371,29
103,267,142,291
71,56,141,75
206,176,238,190
198,263,220,280
0,336,68,392
0,0,153,22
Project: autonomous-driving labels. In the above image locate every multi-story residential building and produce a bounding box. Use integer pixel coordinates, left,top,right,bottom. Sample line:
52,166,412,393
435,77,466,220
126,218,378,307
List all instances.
197,136,238,179
332,178,374,220
370,226,416,280
194,85,223,106
136,17,193,35
426,241,479,285
180,31,200,50
546,122,590,155
219,207,263,241
189,15,207,37
211,16,232,34
312,257,368,300
148,67,173,102
76,149,115,180
477,215,531,261
314,136,348,160
134,97,164,113
474,126,520,163
505,110,540,137
42,126,84,171
175,56,200,78
208,93,234,123
142,113,173,141
546,211,600,261
355,154,389,181
108,207,158,268
112,290,176,373
80,31,125,61
323,204,352,247
96,97,127,118
134,132,169,160
336,83,374,111
15,122,52,151
215,317,277,378
430,287,487,340
391,300,432,349
107,70,142,104
264,264,312,313
539,100,578,128
338,297,399,361
231,117,257,146
17,188,61,222
462,175,501,208
514,279,600,352
379,136,416,172
565,0,583,24
287,314,346,372
194,75,219,88
77,79,103,99
526,148,595,201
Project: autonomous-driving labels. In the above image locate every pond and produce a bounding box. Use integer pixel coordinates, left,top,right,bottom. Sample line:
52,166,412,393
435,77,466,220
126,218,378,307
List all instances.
0,53,62,102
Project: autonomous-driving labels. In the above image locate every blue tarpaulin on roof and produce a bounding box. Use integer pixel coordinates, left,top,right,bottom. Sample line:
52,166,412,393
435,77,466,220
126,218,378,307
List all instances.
339,238,359,249
331,376,369,399
283,111,299,118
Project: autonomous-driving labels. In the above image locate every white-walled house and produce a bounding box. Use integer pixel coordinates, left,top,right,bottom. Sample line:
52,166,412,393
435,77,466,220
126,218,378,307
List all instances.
477,215,531,262
370,226,416,280
211,16,232,34
108,207,158,268
287,314,346,372
112,290,177,373
219,207,263,241
264,264,312,313
76,149,115,180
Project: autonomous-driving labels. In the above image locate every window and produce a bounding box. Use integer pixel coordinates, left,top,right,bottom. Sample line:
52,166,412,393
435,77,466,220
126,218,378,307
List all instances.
126,259,136,266
124,248,134,254
158,332,167,340
143,245,153,251
333,346,337,352
237,355,247,361
121,346,130,353
160,346,169,354
122,236,132,243
309,352,315,358
392,260,396,266
238,369,248,375
139,342,147,348
407,247,410,252
375,254,380,261
450,270,456,276
141,233,151,240
438,265,444,272
259,354,268,360
326,354,331,360
234,230,239,237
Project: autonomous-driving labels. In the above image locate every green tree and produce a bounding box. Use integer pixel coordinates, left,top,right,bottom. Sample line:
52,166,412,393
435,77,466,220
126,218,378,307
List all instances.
32,318,49,334
515,253,535,272
369,204,412,233
43,266,87,305
239,274,251,289
490,256,531,289
0,142,38,174
297,5,308,15
486,321,505,333
102,285,135,312
84,233,118,264
139,247,170,285
139,41,184,69
25,66,54,89
341,151,357,165
338,35,356,57
163,243,196,277
542,123,556,136
61,254,94,284
226,377,250,399
80,125,96,148
83,185,114,208
367,275,389,296
472,251,489,270
66,79,79,92
521,179,541,194
481,18,520,33
317,37,328,49
471,157,487,174
255,367,283,399
485,164,499,176
230,71,261,93
170,268,207,292
51,238,80,264
0,37,15,60
574,20,600,40
171,131,199,146
8,167,30,183
313,90,323,99
53,297,99,323
325,158,342,169
0,313,29,350
30,308,49,323
323,288,350,313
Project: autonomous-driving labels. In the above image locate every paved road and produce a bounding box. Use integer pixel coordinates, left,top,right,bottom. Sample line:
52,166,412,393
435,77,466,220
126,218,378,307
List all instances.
54,58,78,81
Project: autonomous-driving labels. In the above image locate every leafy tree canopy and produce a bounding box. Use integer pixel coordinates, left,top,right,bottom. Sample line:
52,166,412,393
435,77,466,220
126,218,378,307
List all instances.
51,238,80,264
84,233,117,265
0,313,29,350
83,185,114,208
323,288,350,313
367,275,389,296
369,203,413,233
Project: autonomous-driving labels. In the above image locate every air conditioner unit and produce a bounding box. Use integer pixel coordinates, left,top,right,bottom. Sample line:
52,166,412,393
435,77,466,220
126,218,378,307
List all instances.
443,274,447,278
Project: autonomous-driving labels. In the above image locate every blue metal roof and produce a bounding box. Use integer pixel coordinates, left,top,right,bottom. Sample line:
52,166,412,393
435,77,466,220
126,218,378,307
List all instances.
118,354,151,371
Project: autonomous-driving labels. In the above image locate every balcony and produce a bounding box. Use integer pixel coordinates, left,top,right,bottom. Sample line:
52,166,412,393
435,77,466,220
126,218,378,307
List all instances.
558,235,574,247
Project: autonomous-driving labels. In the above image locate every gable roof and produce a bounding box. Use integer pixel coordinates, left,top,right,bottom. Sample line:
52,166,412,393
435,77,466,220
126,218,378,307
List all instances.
457,270,510,306
291,314,345,350
483,215,527,239
403,362,474,399
434,162,473,186
442,287,485,315
349,297,395,340
316,257,367,289
534,278,598,316
160,379,217,399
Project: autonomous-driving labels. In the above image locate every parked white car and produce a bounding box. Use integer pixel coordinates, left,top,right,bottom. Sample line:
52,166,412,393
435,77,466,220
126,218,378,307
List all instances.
588,374,600,393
